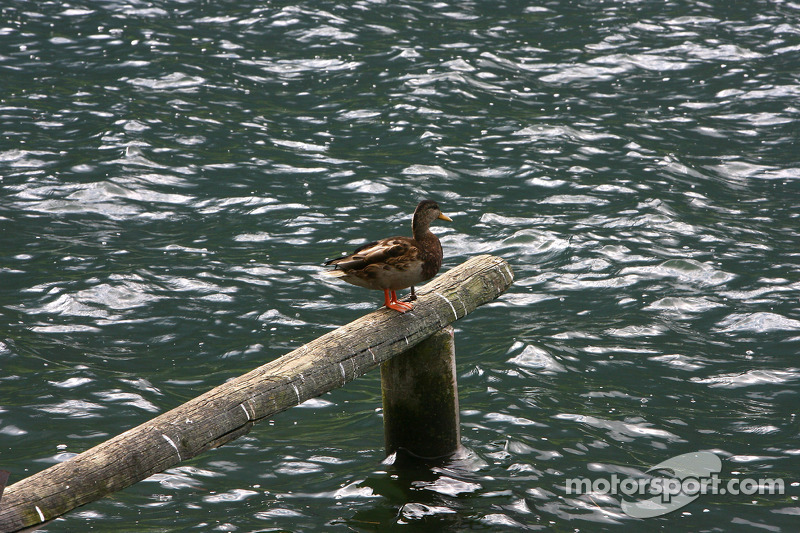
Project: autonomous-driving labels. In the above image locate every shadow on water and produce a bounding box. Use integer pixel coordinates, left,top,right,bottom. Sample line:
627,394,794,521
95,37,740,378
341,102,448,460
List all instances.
351,447,522,532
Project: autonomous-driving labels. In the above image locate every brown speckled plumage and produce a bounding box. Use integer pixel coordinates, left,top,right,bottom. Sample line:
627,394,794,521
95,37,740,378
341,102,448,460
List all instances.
324,200,451,312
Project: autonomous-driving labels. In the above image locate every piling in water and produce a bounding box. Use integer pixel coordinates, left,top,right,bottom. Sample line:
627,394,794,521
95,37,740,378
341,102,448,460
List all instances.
381,325,460,459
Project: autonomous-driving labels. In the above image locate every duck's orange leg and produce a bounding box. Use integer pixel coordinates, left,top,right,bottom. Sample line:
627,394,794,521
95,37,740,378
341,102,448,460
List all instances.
391,291,414,311
384,289,413,312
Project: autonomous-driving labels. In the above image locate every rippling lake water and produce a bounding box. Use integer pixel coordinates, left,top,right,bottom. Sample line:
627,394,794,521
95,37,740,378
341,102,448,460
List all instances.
1,0,799,531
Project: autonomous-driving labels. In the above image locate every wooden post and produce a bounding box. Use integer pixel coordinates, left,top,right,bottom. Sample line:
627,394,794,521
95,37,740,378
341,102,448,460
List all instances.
381,325,460,459
0,255,513,532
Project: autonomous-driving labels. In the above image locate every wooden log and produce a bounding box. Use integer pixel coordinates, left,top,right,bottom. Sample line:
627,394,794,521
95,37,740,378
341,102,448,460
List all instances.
0,255,513,532
382,325,460,459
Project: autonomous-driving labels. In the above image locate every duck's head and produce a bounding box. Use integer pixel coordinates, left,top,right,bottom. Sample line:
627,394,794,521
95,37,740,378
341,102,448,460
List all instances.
412,199,452,237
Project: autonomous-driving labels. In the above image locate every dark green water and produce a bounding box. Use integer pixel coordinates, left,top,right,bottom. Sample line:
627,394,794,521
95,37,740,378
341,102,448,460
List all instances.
1,0,799,531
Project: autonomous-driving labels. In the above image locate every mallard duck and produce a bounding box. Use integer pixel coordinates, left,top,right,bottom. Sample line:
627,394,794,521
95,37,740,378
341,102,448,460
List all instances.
325,200,452,312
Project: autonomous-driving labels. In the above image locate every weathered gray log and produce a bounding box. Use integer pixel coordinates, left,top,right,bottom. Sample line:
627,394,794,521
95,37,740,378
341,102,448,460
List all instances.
382,325,460,459
0,254,513,532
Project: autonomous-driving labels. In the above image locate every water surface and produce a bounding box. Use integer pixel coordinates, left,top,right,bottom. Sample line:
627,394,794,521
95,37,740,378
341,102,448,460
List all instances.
1,1,799,531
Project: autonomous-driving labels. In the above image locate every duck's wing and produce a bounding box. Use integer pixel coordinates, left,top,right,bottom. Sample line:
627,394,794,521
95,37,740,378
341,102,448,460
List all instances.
326,237,414,271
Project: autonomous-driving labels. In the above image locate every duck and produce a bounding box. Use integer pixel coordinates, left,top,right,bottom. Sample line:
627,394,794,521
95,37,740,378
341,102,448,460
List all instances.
324,200,452,312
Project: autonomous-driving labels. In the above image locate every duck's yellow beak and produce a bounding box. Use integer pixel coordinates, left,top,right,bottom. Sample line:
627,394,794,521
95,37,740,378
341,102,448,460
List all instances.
438,213,453,222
